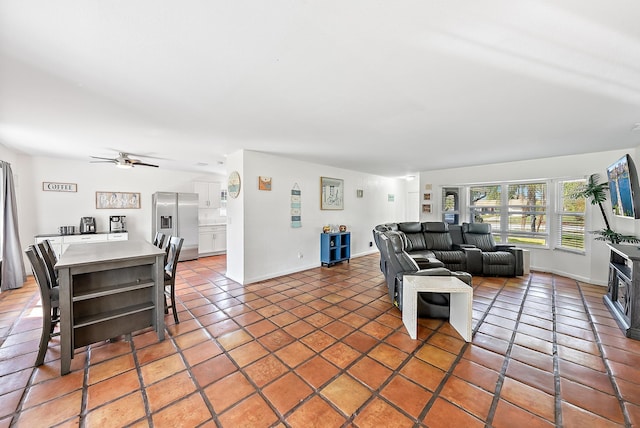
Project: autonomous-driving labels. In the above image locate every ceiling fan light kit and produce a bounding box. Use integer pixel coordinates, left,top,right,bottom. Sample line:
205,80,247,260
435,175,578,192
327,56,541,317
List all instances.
116,160,132,169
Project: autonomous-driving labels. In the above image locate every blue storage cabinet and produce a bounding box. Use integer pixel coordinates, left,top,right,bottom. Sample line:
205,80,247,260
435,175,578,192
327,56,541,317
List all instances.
320,232,351,267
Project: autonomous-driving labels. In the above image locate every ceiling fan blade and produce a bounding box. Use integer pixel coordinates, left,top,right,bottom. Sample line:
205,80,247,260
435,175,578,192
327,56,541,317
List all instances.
130,161,159,168
108,149,166,160
90,156,116,162
90,153,159,168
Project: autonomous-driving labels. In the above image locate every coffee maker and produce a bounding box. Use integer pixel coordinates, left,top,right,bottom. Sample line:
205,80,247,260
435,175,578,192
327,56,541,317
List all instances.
110,216,126,232
80,217,96,234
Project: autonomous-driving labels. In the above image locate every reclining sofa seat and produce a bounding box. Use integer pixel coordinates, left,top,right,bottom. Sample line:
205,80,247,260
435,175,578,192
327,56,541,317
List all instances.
461,222,524,277
373,223,398,274
379,230,472,318
396,222,476,273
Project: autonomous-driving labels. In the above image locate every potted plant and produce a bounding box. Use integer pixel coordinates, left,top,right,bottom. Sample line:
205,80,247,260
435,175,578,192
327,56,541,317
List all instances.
573,174,640,244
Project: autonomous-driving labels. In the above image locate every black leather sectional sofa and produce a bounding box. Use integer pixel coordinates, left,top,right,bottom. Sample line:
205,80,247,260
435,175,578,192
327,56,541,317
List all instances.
374,221,524,277
375,229,471,318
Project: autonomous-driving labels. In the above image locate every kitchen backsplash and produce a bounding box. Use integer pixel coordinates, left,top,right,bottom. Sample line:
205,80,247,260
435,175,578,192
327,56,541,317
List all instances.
198,208,226,225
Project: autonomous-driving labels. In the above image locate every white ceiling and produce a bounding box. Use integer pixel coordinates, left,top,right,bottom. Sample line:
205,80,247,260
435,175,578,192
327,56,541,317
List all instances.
1,1,639,176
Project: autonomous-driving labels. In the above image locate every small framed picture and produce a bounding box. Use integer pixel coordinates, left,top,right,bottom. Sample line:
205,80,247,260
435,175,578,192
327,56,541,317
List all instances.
423,193,431,201
259,176,272,191
321,177,344,210
422,204,432,213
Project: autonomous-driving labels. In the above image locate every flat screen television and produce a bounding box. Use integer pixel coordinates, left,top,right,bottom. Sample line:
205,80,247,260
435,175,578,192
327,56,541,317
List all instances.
607,154,640,219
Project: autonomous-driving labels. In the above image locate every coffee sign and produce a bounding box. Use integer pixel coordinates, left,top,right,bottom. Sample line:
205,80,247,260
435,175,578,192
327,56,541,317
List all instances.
42,182,77,192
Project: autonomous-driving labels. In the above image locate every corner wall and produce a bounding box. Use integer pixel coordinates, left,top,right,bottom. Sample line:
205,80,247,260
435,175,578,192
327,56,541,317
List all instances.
225,150,407,284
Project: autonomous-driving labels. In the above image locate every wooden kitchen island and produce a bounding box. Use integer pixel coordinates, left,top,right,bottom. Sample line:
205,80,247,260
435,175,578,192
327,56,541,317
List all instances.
56,240,166,375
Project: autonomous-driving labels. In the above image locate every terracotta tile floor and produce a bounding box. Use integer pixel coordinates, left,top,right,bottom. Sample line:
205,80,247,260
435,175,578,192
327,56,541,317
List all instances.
1,254,640,427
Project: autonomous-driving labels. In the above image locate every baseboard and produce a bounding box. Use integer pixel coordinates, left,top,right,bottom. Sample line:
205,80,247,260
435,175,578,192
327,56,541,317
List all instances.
528,265,607,287
243,251,380,285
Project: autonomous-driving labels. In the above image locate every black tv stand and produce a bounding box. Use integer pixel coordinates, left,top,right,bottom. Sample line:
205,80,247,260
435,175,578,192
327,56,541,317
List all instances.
604,244,640,340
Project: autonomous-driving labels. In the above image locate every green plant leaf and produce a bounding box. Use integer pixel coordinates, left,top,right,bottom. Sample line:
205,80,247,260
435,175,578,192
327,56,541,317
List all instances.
591,228,640,244
572,174,609,205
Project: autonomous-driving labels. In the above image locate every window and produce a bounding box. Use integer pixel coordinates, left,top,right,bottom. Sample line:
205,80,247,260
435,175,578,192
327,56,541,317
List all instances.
468,182,548,246
556,179,586,252
442,187,461,224
507,182,547,246
469,185,501,231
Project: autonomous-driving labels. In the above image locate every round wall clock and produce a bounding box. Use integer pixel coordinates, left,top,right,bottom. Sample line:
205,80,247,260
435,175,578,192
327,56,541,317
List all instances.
228,171,241,199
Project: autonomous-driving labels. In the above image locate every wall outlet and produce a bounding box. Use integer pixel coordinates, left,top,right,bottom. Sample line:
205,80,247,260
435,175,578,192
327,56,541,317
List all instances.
369,241,373,247
297,252,303,259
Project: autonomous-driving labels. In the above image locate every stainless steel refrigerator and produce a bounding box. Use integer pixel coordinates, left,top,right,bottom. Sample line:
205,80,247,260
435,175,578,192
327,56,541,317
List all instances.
152,192,199,261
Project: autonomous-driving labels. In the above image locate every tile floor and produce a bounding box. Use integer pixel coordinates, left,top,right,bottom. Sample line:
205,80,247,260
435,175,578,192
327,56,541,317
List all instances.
1,254,640,427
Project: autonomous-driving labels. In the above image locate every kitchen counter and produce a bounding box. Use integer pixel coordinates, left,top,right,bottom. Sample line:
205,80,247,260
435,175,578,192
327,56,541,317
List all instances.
35,231,127,238
35,232,129,259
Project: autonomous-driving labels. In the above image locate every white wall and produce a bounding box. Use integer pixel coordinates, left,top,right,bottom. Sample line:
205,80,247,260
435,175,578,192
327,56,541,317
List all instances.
225,150,245,283
420,148,637,285
0,145,223,255
226,150,407,284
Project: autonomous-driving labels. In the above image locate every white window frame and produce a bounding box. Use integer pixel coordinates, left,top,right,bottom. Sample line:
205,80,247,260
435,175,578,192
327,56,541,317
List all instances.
555,178,587,254
467,181,549,248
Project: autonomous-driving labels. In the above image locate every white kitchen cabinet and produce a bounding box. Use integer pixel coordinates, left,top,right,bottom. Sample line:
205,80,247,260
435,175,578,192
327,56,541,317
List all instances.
63,234,107,244
198,225,226,255
194,181,221,209
108,232,129,241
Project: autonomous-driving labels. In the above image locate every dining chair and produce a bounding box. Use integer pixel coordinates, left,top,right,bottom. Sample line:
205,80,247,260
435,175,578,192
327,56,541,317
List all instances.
42,239,58,264
161,235,172,266
153,232,165,248
164,236,184,324
25,245,60,366
36,242,58,289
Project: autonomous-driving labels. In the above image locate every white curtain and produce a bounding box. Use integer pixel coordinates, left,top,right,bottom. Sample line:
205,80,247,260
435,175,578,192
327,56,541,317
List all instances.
1,161,25,291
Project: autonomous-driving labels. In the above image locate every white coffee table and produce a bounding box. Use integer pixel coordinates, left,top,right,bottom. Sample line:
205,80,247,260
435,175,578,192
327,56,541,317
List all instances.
402,275,473,341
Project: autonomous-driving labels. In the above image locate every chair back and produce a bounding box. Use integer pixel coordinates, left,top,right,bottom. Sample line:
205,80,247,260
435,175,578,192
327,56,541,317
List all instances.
153,232,165,248
422,222,454,251
25,246,58,305
36,242,58,288
379,231,419,305
165,236,184,279
462,222,497,251
372,227,389,275
385,231,420,274
42,239,58,264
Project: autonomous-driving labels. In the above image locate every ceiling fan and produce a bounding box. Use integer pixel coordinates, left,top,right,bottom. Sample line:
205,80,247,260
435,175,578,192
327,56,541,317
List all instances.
90,152,159,168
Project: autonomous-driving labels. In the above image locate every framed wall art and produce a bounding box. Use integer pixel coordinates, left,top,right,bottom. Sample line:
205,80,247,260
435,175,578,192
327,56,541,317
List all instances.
259,176,272,191
320,177,344,210
43,182,77,192
96,191,141,209
291,183,301,228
